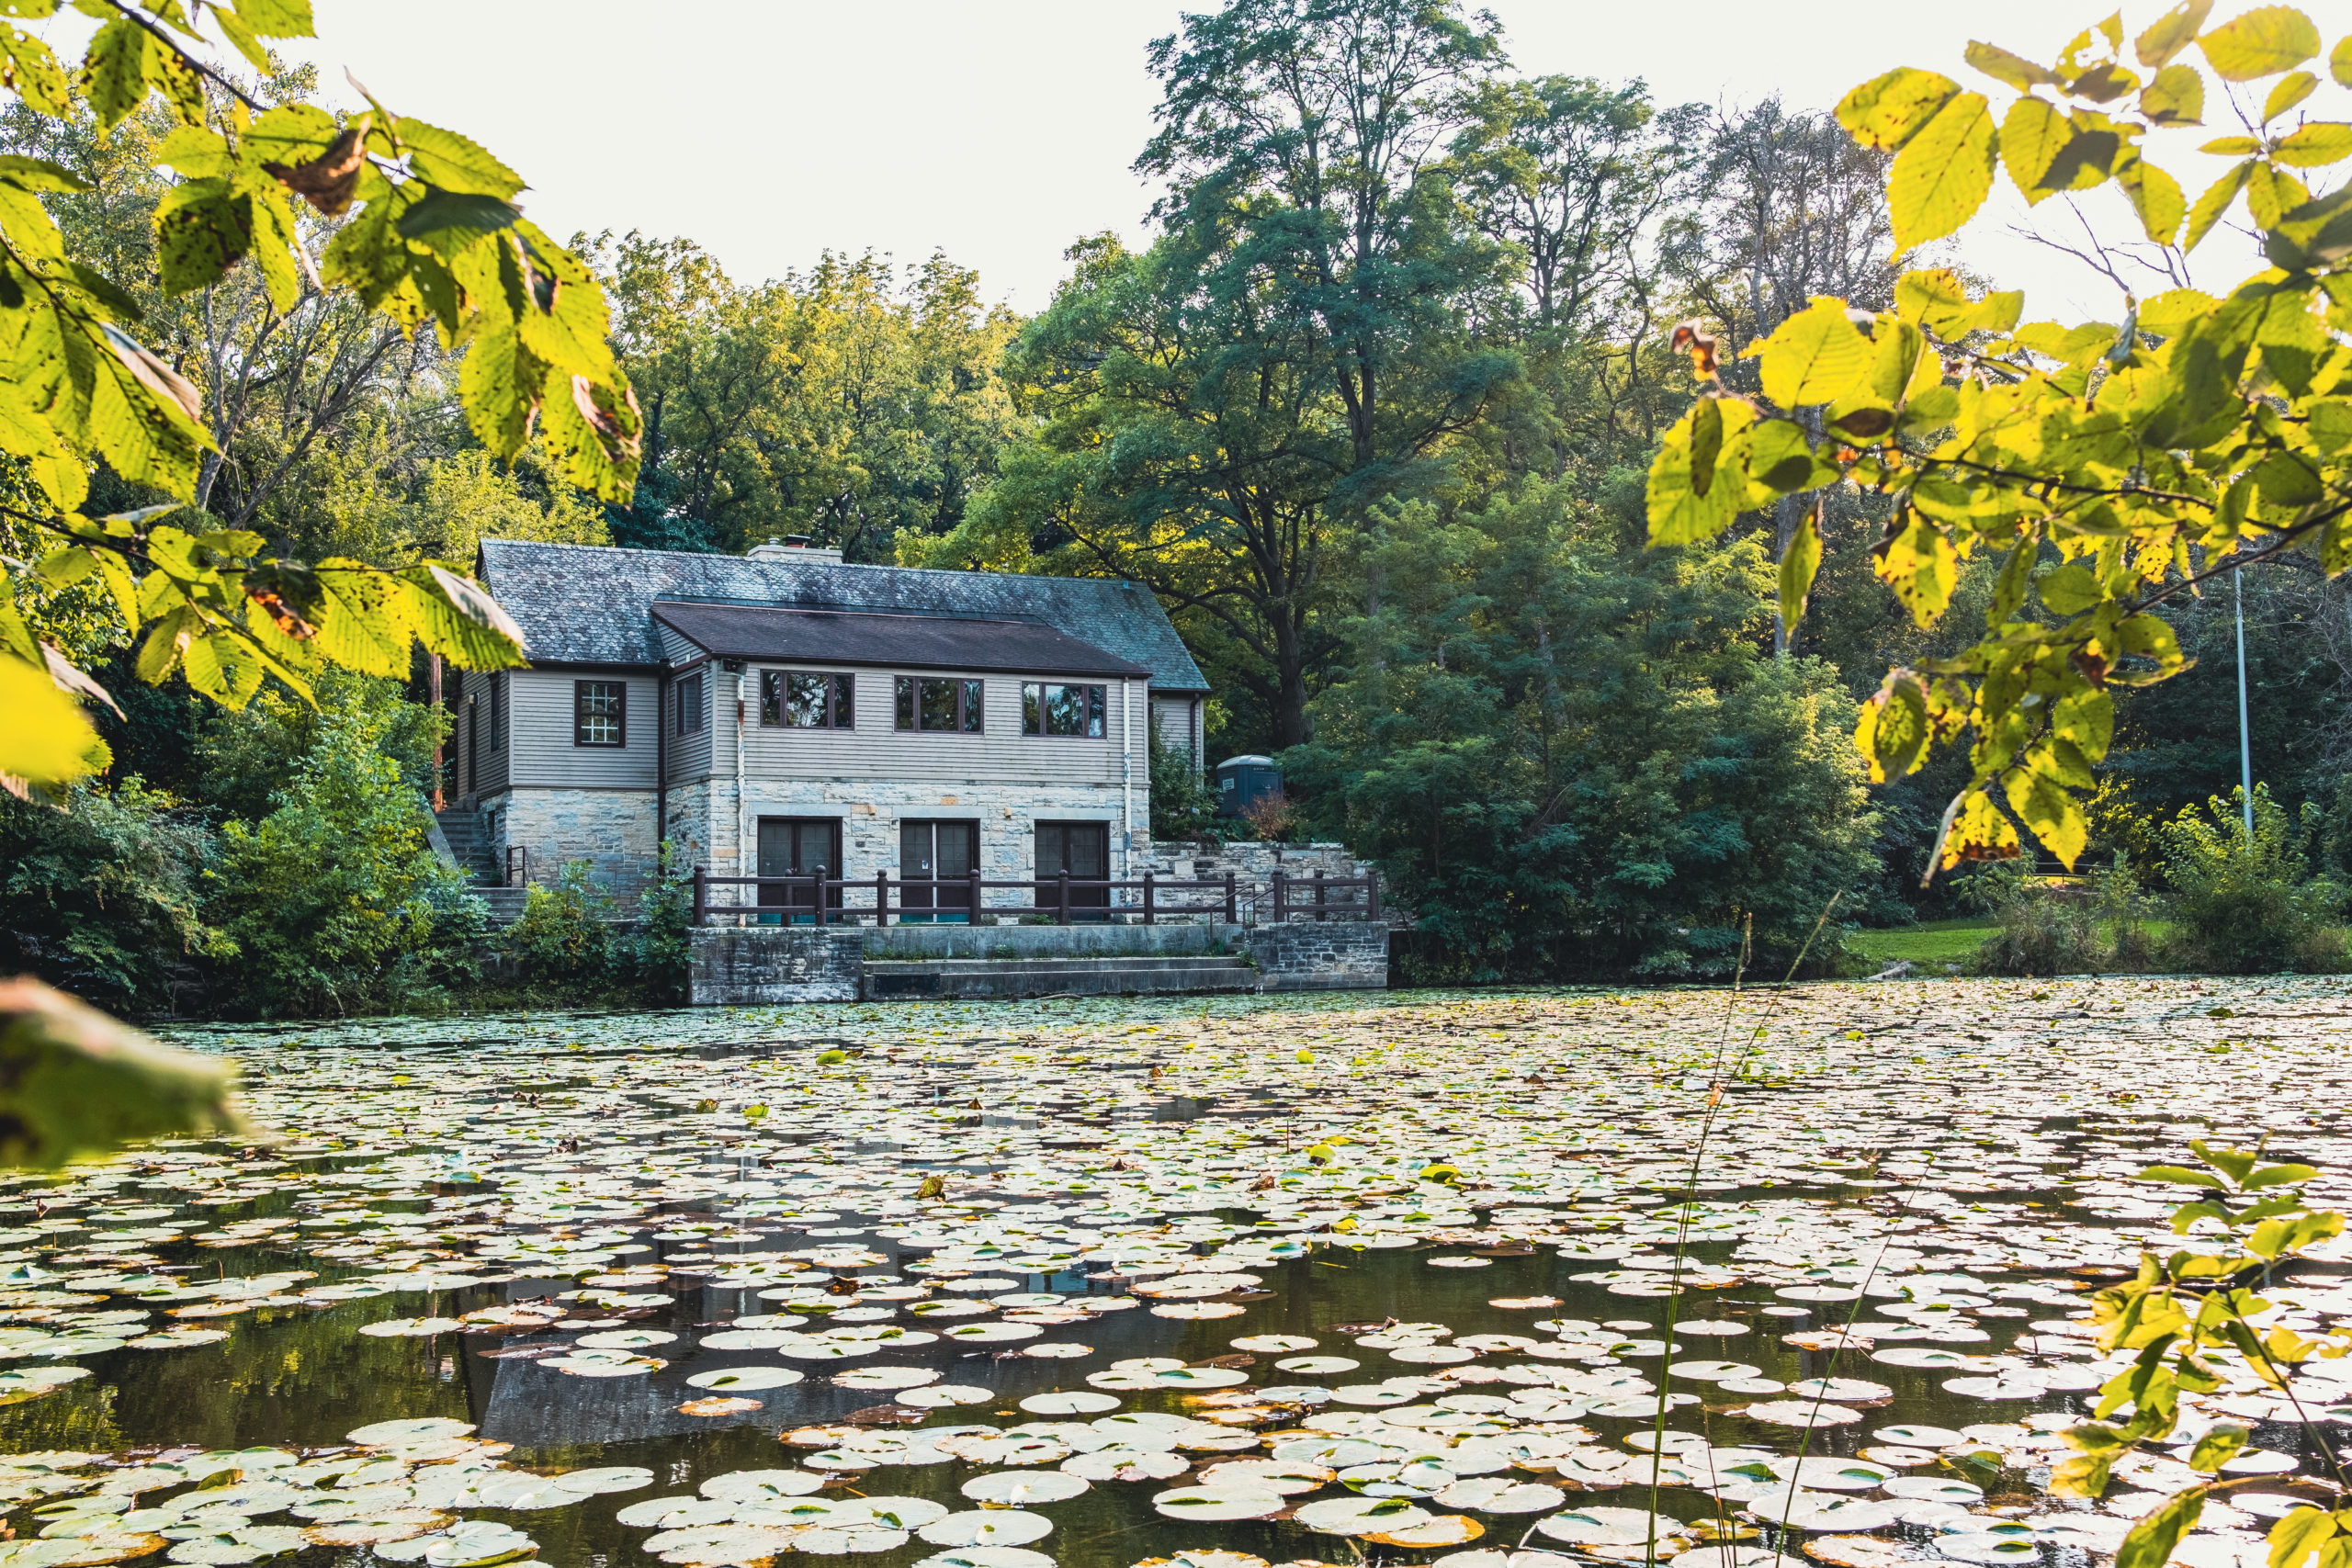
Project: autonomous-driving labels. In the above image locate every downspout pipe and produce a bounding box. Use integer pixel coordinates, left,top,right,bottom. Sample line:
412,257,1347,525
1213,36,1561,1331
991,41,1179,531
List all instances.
1122,679,1135,892
735,665,748,917
655,668,668,888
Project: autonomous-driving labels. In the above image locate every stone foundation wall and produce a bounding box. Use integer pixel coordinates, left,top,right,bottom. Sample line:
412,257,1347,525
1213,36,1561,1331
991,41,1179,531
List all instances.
691,777,1141,921
1136,840,1385,923
489,787,662,900
1245,921,1392,991
688,928,861,1004
865,924,1243,961
688,919,1386,1003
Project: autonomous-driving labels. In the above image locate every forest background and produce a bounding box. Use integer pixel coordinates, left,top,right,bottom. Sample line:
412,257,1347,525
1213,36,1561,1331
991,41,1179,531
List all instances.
9,0,2351,1014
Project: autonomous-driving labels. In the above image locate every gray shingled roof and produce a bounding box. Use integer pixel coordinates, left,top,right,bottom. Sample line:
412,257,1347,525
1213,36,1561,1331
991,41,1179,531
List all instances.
478,541,1210,693
650,603,1151,679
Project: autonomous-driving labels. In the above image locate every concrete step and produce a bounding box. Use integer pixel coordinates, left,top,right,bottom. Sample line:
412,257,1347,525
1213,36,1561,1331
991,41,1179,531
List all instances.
864,954,1256,999
474,886,529,926
433,808,503,887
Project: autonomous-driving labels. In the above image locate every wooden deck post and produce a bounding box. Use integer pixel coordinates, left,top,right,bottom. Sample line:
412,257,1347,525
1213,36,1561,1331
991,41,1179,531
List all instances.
692,865,707,927
1057,870,1071,925
1224,871,1236,924
876,871,889,927
969,867,983,925
1314,867,1327,920
1143,871,1155,925
1272,868,1286,923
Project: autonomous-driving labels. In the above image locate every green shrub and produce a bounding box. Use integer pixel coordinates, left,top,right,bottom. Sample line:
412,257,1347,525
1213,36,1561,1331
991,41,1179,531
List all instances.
207,705,466,1016
1148,715,1216,840
0,780,231,1011
2155,786,2346,975
620,846,693,1001
503,860,615,979
1973,885,2104,976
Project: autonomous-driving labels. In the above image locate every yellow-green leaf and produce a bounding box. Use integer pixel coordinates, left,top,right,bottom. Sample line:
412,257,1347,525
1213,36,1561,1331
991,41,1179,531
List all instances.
1646,397,1758,547
1757,297,1875,407
1837,67,1962,152
80,18,149,131
1857,671,1932,781
1891,93,1997,252
2245,162,2310,226
2001,96,2075,201
2199,6,2320,81
2117,154,2188,243
1944,789,2022,868
0,650,105,796
2137,0,2214,65
2185,160,2254,250
2262,70,2318,120
2120,1492,2208,1568
2186,1423,2249,1474
0,26,71,117
1780,502,1823,638
1965,41,2057,91
2265,1503,2336,1568
1875,513,1961,625
2141,62,2207,123
2334,33,2352,87
2273,122,2352,166
2008,770,2089,868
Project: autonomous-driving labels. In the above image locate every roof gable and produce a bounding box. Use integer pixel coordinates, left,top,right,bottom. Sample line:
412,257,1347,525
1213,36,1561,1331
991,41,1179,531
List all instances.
478,541,1210,692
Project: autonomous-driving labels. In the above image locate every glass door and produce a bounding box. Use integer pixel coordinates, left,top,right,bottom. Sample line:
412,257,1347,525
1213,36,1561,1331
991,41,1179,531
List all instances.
899,820,978,921
756,818,842,923
1035,821,1110,919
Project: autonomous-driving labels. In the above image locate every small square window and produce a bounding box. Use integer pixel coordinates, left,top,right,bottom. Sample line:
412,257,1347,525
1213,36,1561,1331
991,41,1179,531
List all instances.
575,681,625,747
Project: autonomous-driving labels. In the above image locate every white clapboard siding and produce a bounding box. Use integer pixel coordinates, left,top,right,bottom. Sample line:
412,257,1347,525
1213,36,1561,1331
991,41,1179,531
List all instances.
669,667,1142,789
506,669,659,789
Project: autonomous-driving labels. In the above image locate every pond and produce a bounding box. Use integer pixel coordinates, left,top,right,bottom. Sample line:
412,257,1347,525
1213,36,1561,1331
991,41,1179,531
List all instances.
0,976,2345,1568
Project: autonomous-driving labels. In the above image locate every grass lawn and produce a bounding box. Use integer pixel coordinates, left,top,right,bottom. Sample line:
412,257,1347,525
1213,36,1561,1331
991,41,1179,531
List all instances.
1848,919,1996,966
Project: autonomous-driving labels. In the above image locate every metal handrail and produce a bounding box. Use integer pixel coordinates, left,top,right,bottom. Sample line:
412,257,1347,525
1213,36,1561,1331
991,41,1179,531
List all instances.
687,866,1379,927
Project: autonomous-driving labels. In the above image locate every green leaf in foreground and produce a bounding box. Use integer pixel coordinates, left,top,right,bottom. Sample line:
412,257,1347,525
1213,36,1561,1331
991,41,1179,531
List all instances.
2117,1485,2205,1568
0,976,242,1168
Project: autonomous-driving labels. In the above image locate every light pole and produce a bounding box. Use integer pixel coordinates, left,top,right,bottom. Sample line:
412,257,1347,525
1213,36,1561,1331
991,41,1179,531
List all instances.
2234,564,2255,841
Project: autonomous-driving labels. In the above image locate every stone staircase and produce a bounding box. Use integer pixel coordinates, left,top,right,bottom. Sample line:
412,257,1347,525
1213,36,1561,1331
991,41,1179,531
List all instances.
862,953,1258,1000
431,807,529,924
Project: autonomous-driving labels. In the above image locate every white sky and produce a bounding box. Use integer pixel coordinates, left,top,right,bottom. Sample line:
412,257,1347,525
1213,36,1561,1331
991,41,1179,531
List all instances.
40,1,2278,322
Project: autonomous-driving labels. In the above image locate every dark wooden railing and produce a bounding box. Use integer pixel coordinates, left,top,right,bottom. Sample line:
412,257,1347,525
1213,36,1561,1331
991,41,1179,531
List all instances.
688,865,1378,927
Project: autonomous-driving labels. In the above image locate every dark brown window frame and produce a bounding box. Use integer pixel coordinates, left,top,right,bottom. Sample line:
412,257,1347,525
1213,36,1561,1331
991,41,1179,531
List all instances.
893,675,984,734
761,670,855,730
574,680,627,748
1022,681,1107,738
676,671,705,737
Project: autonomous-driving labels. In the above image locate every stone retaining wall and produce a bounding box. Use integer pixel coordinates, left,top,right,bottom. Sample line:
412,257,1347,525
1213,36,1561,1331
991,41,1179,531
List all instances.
1245,921,1392,991
688,919,1386,1004
686,927,861,1004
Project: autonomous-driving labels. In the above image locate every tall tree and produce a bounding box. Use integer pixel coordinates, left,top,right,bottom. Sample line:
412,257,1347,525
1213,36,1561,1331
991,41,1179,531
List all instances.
940,0,1520,752
1666,99,1903,654
589,236,1020,558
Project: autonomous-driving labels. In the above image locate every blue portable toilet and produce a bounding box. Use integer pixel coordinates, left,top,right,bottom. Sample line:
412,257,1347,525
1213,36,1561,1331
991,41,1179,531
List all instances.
1216,755,1282,818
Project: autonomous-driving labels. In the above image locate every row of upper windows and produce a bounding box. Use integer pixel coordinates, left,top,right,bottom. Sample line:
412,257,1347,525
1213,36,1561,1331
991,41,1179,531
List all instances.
474,674,1115,751
666,671,1109,744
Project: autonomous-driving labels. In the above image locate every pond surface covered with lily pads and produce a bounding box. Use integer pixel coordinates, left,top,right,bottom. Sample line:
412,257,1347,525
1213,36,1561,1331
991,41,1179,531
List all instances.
0,977,2346,1568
